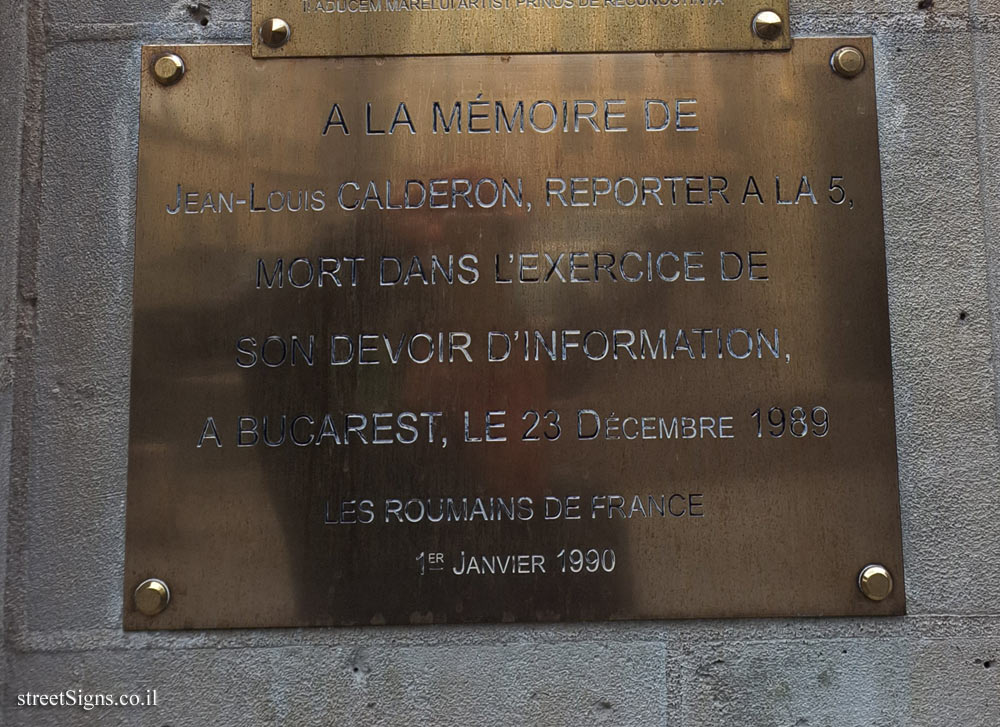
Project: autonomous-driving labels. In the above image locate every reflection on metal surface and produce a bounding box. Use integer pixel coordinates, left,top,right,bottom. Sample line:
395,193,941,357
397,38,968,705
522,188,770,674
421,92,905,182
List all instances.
126,40,904,630
251,0,791,57
151,53,185,86
133,579,171,616
751,10,783,41
259,17,292,49
858,564,893,601
831,46,865,78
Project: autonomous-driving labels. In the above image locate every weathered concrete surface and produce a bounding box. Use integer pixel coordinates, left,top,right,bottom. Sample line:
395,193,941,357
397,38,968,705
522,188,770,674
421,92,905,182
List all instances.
678,635,1000,726
51,0,250,24
9,640,672,726
871,29,1000,616
977,29,1000,445
2,0,999,724
1,0,30,714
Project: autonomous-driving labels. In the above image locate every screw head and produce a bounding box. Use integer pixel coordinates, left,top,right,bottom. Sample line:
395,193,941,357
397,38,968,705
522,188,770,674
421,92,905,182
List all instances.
260,18,291,49
752,10,784,41
831,46,866,78
858,564,893,602
151,53,185,86
134,578,171,616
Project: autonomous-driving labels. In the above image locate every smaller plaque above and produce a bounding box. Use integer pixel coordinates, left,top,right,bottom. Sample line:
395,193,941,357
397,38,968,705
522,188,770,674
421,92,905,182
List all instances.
251,0,791,57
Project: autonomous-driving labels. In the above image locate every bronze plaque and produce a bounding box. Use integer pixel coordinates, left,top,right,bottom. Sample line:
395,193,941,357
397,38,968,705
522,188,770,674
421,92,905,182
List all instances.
251,0,791,57
126,39,904,630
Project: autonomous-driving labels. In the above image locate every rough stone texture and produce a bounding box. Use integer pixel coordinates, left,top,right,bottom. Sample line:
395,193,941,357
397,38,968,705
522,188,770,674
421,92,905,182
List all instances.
976,31,1000,440
17,38,137,636
1,0,29,712
52,0,250,23
9,641,672,726
2,0,1000,724
871,30,1000,616
679,636,1000,726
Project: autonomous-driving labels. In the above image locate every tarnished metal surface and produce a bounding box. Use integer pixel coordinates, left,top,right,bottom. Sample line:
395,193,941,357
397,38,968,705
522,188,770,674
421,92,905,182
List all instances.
251,0,791,57
126,40,904,630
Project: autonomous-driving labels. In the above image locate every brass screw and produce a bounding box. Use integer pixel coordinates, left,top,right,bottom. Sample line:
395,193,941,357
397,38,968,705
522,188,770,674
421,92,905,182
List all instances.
858,564,893,602
831,46,866,78
752,10,784,41
134,578,171,616
259,18,291,49
151,53,185,86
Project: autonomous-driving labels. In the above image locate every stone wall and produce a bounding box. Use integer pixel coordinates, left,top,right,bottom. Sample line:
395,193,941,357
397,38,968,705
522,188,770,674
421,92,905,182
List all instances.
2,0,999,723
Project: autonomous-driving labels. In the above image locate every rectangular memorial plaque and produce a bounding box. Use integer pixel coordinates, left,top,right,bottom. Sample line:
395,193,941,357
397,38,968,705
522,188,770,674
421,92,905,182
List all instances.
126,39,904,629
251,0,791,57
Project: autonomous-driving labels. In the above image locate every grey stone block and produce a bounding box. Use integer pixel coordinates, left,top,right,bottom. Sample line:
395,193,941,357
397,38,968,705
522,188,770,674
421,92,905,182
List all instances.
5,641,669,726
791,0,970,21
0,0,29,721
46,0,250,26
975,35,1000,443
679,636,1000,726
17,40,140,634
4,4,1000,726
872,31,1000,615
0,0,25,394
